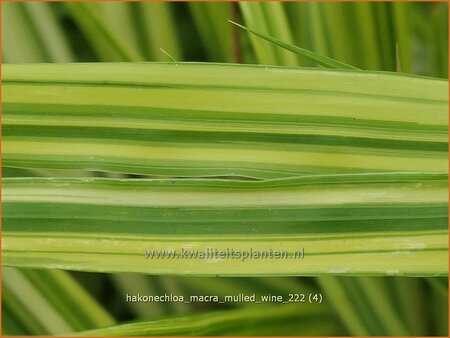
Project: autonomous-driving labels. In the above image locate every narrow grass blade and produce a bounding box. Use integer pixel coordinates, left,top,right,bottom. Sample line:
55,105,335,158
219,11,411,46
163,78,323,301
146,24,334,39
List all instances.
3,173,448,276
23,2,74,63
260,2,299,67
318,277,414,335
136,2,182,61
282,3,313,67
22,268,115,330
3,63,447,179
306,3,329,60
238,3,277,65
189,2,232,62
320,4,358,68
96,2,143,58
351,3,381,70
2,3,48,63
2,287,48,335
3,267,115,334
3,268,75,334
391,277,427,335
392,3,412,74
64,3,143,62
229,20,358,70
357,277,409,335
413,3,448,78
373,3,396,71
2,307,29,335
74,303,331,336
238,3,298,67
317,277,369,335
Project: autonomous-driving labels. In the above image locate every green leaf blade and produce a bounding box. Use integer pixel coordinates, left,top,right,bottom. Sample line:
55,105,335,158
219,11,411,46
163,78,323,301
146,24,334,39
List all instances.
3,173,448,276
229,20,360,70
2,63,448,179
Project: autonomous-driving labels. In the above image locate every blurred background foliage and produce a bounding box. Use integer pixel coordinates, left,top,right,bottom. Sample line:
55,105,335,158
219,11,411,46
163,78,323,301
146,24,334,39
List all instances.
2,1,448,77
2,1,448,336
